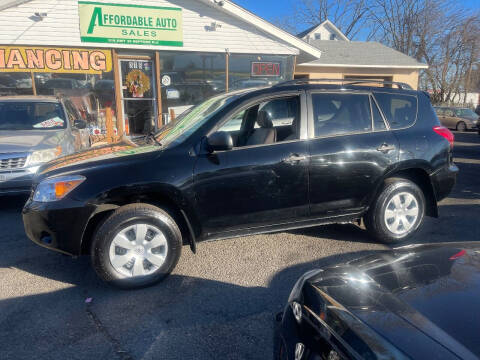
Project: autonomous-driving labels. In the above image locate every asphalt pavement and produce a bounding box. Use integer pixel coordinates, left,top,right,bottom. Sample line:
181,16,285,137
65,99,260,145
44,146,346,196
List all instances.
0,131,479,360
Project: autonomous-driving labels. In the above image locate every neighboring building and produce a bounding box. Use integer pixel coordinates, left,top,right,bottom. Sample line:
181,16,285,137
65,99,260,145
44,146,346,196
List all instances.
297,19,349,42
0,0,321,142
295,20,428,90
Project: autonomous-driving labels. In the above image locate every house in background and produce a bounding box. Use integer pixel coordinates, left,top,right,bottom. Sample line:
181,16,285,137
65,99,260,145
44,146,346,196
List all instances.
295,20,428,89
297,19,349,42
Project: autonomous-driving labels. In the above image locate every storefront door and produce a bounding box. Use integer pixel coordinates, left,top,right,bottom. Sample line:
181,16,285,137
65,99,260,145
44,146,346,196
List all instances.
119,59,157,135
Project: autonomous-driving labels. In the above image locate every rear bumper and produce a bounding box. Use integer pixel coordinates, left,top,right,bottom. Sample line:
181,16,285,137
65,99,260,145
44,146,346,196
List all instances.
22,198,96,256
430,163,459,201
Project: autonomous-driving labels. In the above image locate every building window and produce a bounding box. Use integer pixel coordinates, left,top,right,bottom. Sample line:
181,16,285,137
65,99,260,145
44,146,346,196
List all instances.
330,33,336,40
228,54,294,92
158,51,226,122
0,47,116,144
314,33,321,40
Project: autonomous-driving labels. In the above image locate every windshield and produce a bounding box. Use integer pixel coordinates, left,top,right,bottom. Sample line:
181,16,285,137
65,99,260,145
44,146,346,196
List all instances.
155,91,241,146
455,108,477,118
0,101,66,130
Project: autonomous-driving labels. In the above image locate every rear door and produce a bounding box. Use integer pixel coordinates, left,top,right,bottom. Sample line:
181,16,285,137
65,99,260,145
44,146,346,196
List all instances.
307,91,399,217
443,108,457,129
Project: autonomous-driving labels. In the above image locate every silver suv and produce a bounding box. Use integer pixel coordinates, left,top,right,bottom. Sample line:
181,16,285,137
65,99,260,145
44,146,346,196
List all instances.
0,96,89,195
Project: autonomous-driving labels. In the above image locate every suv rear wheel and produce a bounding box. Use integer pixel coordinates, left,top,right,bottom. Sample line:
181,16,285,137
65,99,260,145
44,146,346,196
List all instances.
365,178,425,244
91,203,182,289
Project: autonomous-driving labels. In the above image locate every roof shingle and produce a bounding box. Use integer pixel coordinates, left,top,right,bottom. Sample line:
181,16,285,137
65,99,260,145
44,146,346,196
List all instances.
300,40,427,68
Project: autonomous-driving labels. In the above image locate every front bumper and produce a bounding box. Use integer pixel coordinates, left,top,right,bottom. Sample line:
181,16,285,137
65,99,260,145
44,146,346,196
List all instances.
0,169,35,194
430,163,459,201
22,198,96,256
276,304,329,360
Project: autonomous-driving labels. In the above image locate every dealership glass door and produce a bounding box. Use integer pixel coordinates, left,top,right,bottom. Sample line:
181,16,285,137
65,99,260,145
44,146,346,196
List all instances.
119,59,156,135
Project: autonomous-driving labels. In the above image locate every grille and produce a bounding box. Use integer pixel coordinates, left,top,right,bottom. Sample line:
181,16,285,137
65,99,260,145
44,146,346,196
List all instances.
0,156,27,169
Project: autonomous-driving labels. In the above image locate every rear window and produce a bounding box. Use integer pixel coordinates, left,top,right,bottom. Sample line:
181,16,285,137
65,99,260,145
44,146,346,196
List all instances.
0,101,66,130
374,92,417,129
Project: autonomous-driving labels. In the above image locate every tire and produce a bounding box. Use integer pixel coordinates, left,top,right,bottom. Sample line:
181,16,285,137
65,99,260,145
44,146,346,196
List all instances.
365,178,425,244
456,121,467,132
91,203,182,289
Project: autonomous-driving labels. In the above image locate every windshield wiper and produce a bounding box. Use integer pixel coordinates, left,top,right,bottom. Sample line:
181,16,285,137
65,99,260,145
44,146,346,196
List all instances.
144,132,162,147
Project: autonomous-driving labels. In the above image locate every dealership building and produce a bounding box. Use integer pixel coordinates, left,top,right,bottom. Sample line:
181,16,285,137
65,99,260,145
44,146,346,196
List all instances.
0,0,321,142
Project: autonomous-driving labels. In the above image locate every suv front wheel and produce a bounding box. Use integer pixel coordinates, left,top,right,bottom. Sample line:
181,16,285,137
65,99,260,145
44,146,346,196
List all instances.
91,203,182,289
365,178,425,244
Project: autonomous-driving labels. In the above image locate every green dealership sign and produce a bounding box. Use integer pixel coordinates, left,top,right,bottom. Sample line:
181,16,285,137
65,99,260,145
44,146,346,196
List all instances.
79,1,183,46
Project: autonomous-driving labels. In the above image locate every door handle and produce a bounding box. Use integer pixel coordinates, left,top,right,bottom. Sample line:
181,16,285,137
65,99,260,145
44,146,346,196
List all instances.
377,143,395,153
283,154,307,164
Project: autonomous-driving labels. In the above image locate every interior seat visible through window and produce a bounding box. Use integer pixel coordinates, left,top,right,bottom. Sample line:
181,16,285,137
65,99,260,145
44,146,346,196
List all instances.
245,110,276,145
218,95,301,147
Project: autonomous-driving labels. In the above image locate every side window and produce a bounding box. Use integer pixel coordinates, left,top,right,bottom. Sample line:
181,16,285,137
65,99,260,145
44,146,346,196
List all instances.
218,109,245,132
374,93,417,129
219,96,301,147
435,108,444,116
312,93,372,137
256,98,298,127
371,98,387,131
445,109,454,117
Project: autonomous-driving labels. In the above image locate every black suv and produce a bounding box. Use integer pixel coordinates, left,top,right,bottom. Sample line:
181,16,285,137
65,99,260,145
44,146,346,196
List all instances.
23,80,458,288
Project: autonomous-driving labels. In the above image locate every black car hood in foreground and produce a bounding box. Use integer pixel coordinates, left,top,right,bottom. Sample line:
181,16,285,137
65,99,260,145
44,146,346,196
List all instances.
299,242,480,360
37,140,160,178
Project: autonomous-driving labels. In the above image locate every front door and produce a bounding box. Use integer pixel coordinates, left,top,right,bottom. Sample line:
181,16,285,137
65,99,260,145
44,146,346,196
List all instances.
193,93,310,237
307,91,399,216
119,59,156,135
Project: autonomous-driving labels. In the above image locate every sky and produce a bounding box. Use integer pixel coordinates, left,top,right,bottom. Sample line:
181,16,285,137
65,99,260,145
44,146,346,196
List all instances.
233,0,480,35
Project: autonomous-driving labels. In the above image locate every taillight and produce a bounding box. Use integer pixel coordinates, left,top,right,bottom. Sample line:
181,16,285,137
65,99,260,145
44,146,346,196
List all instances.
433,126,454,149
449,249,466,260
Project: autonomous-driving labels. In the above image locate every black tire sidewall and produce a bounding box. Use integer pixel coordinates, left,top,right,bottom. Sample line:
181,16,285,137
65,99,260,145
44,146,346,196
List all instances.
370,180,425,243
92,205,182,289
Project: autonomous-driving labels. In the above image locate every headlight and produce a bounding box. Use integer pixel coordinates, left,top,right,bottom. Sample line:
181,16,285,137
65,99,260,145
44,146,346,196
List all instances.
33,175,85,202
26,147,62,167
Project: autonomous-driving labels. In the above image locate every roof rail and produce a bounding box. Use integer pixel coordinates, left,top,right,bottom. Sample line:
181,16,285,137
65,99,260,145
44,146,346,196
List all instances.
274,78,413,90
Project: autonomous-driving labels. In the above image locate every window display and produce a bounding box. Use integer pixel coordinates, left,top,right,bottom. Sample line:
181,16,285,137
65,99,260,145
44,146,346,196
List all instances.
0,47,116,145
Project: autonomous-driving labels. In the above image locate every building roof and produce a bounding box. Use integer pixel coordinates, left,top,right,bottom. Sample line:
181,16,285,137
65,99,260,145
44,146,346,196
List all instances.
297,20,349,42
298,40,427,69
297,24,318,39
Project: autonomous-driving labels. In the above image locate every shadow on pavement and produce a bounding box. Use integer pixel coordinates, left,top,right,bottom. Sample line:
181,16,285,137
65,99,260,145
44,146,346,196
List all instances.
0,249,381,360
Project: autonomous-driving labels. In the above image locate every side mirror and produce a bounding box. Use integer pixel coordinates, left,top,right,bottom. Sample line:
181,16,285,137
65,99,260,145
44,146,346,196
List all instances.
207,131,233,152
73,119,87,129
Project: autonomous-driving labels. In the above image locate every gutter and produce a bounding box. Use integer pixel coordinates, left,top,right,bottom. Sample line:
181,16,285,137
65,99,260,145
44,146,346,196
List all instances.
296,63,429,69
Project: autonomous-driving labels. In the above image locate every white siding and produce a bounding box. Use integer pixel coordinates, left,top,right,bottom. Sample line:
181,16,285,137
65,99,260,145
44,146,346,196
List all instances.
0,0,298,55
302,22,348,43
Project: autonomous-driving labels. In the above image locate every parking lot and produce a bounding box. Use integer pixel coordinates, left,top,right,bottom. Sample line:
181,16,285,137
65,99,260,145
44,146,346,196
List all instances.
0,131,479,360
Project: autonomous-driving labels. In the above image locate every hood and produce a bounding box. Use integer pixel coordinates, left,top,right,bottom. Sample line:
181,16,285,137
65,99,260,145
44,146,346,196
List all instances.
303,242,480,359
0,129,65,153
37,139,160,177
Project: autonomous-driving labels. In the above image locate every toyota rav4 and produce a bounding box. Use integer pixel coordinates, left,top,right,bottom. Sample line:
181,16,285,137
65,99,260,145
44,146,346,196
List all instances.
23,80,458,288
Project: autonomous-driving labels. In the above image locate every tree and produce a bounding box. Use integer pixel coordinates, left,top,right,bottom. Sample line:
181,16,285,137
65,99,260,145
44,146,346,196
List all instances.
276,0,480,103
274,0,373,40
